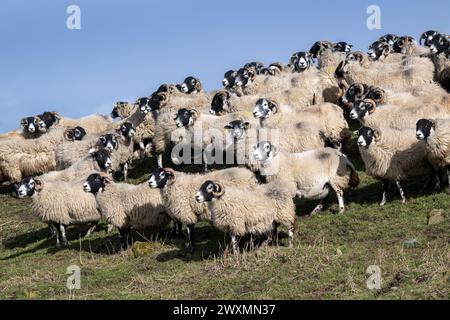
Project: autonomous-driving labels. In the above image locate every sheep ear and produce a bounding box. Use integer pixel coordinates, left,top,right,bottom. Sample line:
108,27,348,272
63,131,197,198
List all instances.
366,100,377,114
51,112,61,122
270,145,279,157
269,101,278,114
243,122,250,129
88,148,98,156
224,124,232,130
382,44,390,56
430,119,437,129
20,118,27,127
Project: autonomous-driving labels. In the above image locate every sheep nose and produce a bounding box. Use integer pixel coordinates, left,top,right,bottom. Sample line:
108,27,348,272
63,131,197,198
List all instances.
222,79,228,86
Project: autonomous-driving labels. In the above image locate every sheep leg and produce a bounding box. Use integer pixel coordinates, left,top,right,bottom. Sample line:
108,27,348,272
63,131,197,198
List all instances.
170,219,183,238
329,183,345,213
53,223,61,248
446,166,450,194
157,154,163,168
202,151,208,173
270,221,280,246
118,227,132,251
380,179,389,206
288,226,295,248
106,224,114,233
435,169,443,192
395,180,406,203
48,222,57,237
230,234,239,254
59,224,69,247
123,163,129,182
310,200,324,216
85,221,98,238
185,224,195,253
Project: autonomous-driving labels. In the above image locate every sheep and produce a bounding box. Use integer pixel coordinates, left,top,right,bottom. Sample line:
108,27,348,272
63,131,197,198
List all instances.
429,52,450,92
222,70,237,89
41,148,113,183
37,112,113,134
0,127,69,184
335,51,436,91
148,167,259,251
253,98,350,149
16,176,101,248
356,126,432,205
111,102,137,119
195,179,296,252
55,122,135,179
252,141,359,214
82,173,171,250
309,40,335,59
416,118,450,192
349,98,450,130
178,76,204,94
340,82,375,110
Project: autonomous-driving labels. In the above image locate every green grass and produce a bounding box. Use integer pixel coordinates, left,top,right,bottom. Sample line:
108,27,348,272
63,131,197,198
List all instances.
0,135,449,300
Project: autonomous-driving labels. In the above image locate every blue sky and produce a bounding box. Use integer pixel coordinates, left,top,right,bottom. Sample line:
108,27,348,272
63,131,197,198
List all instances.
0,0,449,132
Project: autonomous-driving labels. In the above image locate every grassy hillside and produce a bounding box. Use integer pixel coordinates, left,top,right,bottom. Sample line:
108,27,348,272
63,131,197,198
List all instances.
0,135,448,300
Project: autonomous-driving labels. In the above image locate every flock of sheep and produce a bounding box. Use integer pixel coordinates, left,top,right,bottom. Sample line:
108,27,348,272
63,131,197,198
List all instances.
1,30,449,253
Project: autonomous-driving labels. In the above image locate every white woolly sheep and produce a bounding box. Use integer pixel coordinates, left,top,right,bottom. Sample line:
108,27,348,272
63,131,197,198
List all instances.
252,142,359,214
416,118,450,192
195,179,296,252
16,176,101,248
148,167,259,252
356,126,432,205
83,173,171,250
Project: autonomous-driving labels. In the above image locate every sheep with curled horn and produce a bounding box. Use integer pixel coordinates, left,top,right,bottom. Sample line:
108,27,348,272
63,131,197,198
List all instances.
83,172,171,251
356,126,432,206
195,179,296,252
149,167,259,252
15,176,103,248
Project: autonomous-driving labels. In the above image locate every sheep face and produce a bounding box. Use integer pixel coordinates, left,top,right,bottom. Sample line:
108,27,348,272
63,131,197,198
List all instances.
224,120,250,140
393,36,414,54
235,67,256,87
309,41,333,58
174,108,197,128
210,91,231,115
416,119,435,140
350,99,376,120
119,122,136,139
180,76,202,94
148,168,175,189
90,148,113,170
291,52,313,72
334,42,353,53
379,34,399,47
429,34,449,54
15,177,38,198
83,173,108,194
223,70,237,88
99,134,119,151
37,112,60,131
356,127,376,148
420,30,440,47
368,41,391,60
65,126,87,141
342,83,367,105
253,141,277,162
243,62,264,75
253,99,277,119
195,180,224,203
20,116,40,134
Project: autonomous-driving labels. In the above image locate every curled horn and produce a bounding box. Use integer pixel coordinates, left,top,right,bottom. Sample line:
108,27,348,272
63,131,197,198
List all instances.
419,32,426,46
338,79,349,96
20,118,28,127
189,108,199,120
269,99,279,114
64,128,75,141
99,172,113,184
163,168,176,183
365,99,377,114
367,87,385,104
194,79,203,92
34,178,44,192
158,92,169,104
212,182,225,198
